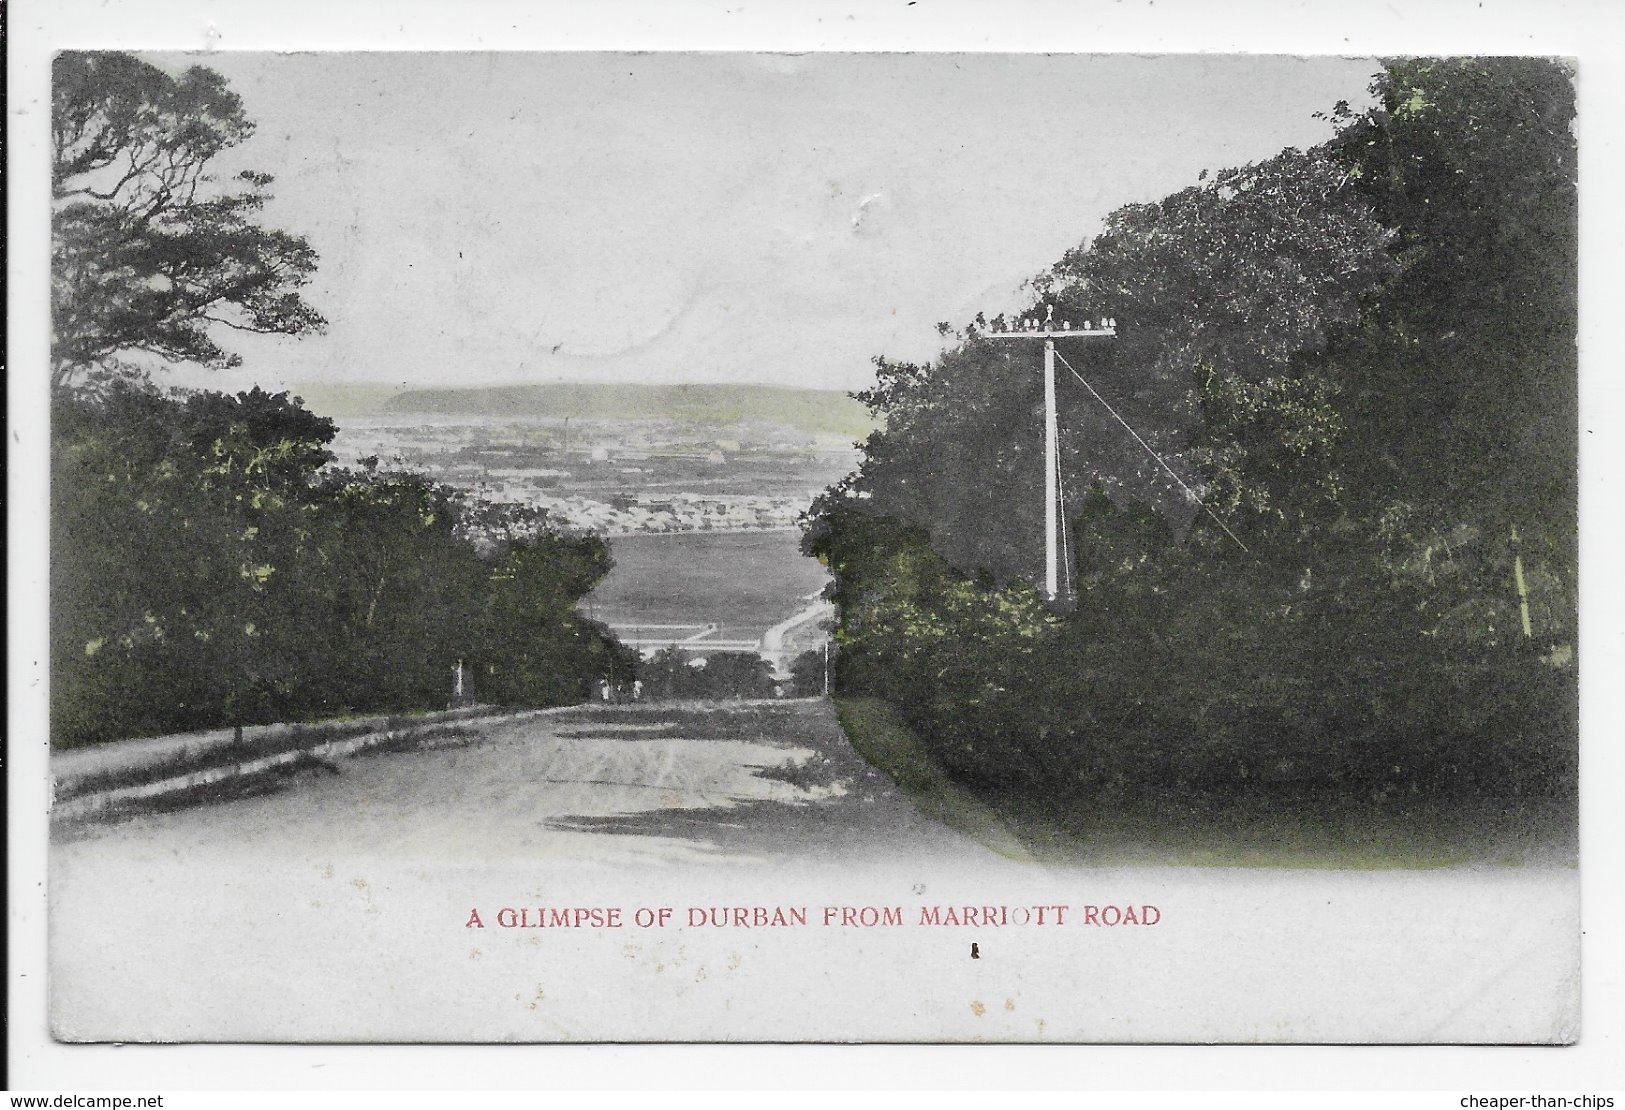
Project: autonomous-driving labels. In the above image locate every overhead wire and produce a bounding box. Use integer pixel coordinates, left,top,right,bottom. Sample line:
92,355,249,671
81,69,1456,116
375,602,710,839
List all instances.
1051,346,1251,555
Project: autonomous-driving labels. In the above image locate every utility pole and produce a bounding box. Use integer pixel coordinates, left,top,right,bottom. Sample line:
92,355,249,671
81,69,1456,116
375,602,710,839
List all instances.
985,304,1117,601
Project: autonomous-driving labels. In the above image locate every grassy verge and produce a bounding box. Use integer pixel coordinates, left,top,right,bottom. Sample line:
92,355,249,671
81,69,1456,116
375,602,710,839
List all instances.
833,697,1575,870
993,792,1456,870
995,787,1577,870
833,696,1034,862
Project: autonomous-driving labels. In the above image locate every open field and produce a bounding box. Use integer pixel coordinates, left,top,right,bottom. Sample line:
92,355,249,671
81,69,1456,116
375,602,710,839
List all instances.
583,529,831,643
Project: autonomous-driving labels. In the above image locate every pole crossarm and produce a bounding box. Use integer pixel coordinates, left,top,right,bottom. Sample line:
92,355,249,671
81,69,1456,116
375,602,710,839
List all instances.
983,326,1117,340
983,305,1117,342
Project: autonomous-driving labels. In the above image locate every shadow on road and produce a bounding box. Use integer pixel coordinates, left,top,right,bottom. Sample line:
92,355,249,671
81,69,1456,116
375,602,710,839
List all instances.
543,698,1001,864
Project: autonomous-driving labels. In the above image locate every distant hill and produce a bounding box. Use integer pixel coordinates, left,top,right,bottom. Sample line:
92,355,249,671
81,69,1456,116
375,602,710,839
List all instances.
286,382,419,418
379,382,875,438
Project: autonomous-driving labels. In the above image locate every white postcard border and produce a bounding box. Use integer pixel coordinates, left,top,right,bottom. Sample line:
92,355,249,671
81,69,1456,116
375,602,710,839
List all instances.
8,0,1624,1091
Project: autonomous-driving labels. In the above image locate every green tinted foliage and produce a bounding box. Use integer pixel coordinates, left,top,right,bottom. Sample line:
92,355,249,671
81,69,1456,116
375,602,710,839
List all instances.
808,58,1577,813
1323,57,1577,598
49,53,626,745
836,146,1398,590
52,384,626,745
1048,147,1397,530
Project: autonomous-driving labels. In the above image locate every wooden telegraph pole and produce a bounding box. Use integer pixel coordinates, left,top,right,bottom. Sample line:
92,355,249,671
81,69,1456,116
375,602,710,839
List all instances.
985,304,1117,601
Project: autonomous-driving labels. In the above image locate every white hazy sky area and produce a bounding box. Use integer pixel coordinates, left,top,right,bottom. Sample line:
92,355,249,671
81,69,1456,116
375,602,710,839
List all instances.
149,51,1381,395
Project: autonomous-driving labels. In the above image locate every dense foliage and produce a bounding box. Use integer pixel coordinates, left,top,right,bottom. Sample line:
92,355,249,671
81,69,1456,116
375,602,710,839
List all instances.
636,648,779,701
807,58,1578,809
50,53,633,746
52,383,633,746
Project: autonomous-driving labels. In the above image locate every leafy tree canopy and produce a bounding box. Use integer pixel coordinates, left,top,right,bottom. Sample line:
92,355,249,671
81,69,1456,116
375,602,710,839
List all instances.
826,145,1398,585
1322,58,1578,559
52,51,326,389
804,57,1578,815
52,381,631,745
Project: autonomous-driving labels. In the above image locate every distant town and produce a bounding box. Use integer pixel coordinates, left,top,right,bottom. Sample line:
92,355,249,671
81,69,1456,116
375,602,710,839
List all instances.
328,411,863,535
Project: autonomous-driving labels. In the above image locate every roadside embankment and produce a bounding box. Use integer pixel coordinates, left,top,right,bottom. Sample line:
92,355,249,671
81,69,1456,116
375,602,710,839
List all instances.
50,705,546,822
833,696,1035,863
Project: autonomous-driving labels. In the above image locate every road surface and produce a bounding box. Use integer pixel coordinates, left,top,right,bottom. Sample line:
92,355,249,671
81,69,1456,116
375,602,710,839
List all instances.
52,697,999,867
47,697,1579,1044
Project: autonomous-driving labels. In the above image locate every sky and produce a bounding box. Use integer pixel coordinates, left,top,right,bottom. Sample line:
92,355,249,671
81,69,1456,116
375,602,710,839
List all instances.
147,51,1384,394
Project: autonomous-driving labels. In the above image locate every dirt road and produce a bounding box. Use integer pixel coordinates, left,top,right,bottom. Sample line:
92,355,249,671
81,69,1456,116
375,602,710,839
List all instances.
47,697,1579,1044
52,697,999,867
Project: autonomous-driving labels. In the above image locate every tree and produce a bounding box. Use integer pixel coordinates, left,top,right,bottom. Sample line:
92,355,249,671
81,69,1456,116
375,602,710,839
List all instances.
47,55,632,746
50,381,342,741
473,516,634,706
1320,58,1578,650
806,58,1578,810
827,145,1396,590
52,383,631,744
1047,147,1397,536
635,648,777,700
788,646,831,697
52,51,325,390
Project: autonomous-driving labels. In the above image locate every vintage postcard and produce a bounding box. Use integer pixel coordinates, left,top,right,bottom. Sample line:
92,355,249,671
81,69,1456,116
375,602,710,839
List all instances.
33,45,1583,1050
